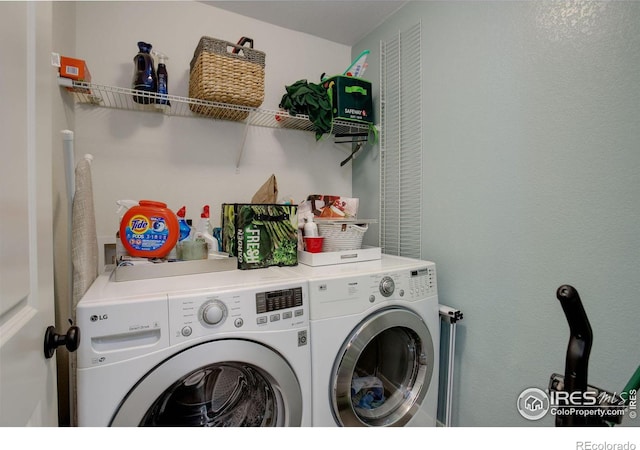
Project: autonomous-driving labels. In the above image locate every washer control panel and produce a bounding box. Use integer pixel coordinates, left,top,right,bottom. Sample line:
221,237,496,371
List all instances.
256,287,303,313
255,287,304,326
168,284,307,346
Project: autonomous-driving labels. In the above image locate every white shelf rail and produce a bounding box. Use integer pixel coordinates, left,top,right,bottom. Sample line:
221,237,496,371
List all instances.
58,79,370,139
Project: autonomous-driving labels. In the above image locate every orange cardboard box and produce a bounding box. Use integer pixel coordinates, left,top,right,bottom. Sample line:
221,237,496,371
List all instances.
59,56,91,82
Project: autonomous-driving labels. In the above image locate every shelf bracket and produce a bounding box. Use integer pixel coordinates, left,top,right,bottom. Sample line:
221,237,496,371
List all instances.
340,142,365,167
235,114,252,171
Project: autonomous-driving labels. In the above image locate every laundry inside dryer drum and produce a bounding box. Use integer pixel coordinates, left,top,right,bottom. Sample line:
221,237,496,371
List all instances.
333,309,434,427
140,363,277,426
350,328,427,425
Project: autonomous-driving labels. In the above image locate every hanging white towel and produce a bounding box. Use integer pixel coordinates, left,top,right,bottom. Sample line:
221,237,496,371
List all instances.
70,154,98,426
71,155,98,308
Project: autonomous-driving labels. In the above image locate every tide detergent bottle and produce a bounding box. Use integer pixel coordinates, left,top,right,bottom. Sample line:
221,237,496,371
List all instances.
119,200,179,258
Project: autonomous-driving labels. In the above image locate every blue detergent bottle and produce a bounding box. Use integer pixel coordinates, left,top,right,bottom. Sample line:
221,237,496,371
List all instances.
132,41,157,104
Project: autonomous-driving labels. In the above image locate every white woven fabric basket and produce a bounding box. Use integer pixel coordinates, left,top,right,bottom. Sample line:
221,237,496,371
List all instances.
317,222,369,252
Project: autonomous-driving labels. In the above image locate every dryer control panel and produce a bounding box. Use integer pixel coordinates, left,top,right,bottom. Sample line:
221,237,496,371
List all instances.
306,261,437,320
370,265,437,302
407,265,437,299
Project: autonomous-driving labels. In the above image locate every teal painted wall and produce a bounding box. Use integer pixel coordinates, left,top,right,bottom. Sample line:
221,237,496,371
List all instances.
353,1,640,426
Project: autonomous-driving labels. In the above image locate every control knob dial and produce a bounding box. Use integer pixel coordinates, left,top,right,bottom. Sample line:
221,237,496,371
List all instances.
200,300,227,326
379,276,395,297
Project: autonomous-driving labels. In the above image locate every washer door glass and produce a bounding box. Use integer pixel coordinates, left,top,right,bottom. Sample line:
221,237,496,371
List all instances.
331,307,434,427
110,340,302,427
140,362,276,426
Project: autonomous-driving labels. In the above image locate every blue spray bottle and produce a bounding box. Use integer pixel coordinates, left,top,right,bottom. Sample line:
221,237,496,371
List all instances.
176,206,191,242
152,50,170,110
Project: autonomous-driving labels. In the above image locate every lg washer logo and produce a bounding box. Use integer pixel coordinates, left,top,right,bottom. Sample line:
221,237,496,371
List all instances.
90,314,108,322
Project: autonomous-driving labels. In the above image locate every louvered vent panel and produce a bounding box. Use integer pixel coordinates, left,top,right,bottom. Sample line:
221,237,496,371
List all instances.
380,22,422,258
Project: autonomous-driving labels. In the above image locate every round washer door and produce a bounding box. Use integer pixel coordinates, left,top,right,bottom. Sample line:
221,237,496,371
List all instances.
331,307,434,427
111,339,303,427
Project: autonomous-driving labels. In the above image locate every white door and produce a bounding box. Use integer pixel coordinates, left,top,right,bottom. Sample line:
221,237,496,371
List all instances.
0,1,58,426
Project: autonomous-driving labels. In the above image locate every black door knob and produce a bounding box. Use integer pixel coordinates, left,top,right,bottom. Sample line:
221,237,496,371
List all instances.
43,323,80,359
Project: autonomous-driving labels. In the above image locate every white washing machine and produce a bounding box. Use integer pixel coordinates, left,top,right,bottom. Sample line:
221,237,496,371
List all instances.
286,254,439,427
75,267,311,427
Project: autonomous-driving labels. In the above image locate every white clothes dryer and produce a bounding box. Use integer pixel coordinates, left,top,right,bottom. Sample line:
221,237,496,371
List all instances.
75,267,311,427
286,254,439,427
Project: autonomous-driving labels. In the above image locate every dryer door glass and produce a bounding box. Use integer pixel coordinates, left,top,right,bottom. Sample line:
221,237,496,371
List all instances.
331,307,434,427
110,340,303,427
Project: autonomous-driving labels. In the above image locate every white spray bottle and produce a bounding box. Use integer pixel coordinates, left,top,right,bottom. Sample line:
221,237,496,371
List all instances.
195,205,220,258
303,213,318,237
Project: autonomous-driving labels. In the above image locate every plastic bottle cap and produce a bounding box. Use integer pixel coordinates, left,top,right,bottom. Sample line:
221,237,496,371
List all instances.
139,199,168,208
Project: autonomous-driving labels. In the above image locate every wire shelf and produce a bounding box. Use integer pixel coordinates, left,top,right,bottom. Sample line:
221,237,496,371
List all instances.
59,79,370,139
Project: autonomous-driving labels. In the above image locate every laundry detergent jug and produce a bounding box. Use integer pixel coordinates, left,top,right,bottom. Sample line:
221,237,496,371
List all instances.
119,200,178,258
132,41,157,104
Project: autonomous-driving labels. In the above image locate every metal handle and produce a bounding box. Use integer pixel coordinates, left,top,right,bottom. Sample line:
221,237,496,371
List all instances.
555,284,600,426
556,284,593,394
43,322,80,359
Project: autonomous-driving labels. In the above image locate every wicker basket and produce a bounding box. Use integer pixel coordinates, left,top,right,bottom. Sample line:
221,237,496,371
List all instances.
317,222,369,252
189,36,265,121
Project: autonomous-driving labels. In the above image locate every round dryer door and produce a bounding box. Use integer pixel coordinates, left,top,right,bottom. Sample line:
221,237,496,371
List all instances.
331,307,434,427
110,340,302,427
